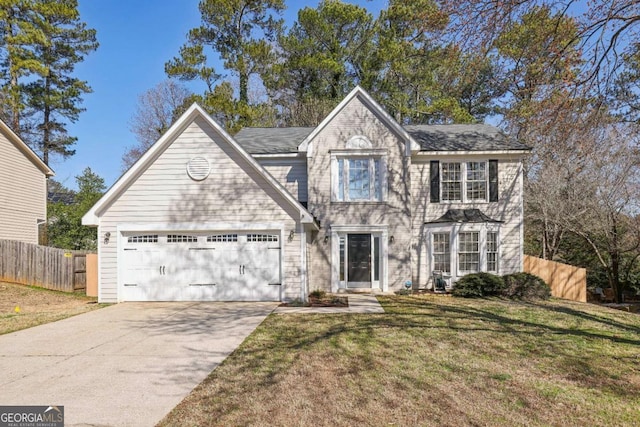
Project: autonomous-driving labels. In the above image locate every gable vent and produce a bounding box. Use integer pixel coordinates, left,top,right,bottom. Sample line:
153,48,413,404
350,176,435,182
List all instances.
186,157,210,181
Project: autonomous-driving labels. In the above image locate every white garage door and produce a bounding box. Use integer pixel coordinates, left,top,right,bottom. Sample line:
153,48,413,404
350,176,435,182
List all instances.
121,232,281,301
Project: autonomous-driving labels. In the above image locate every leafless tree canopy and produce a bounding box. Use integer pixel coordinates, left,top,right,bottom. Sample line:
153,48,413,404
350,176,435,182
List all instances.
123,80,192,170
439,0,640,91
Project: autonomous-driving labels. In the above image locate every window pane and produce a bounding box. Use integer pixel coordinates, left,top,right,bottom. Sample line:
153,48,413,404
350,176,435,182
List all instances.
441,163,462,201
373,236,380,280
487,232,498,272
466,162,487,200
433,232,451,273
336,156,384,202
374,158,381,201
338,159,344,201
348,158,370,200
339,236,345,281
458,232,479,272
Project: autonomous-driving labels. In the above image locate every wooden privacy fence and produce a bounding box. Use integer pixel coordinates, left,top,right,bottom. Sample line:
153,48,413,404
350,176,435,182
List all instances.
524,255,586,302
0,239,95,293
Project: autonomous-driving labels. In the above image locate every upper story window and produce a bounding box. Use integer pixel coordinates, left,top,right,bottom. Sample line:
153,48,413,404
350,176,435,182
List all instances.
466,162,487,201
441,163,462,201
430,160,498,203
332,151,387,202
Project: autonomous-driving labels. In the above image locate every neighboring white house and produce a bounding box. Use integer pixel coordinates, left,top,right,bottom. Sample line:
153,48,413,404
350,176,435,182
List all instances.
0,118,54,244
83,86,530,303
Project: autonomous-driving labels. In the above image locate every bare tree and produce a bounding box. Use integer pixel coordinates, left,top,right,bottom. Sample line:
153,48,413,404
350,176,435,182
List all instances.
525,98,640,301
439,1,640,92
563,124,640,302
123,79,192,170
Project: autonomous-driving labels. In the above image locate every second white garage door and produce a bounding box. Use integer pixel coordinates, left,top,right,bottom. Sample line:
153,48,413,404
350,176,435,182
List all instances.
121,232,281,301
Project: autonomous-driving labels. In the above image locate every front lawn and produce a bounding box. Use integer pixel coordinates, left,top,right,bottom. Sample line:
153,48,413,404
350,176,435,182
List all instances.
159,295,640,426
0,281,103,334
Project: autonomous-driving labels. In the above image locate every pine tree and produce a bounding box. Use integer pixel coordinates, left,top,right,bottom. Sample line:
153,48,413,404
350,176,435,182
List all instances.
0,0,47,131
166,0,283,129
23,0,98,165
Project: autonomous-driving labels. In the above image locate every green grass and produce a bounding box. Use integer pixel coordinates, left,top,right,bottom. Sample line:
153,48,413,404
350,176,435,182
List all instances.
159,295,640,426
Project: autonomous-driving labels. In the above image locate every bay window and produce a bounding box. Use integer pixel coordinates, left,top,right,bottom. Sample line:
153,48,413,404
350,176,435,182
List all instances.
432,232,451,273
487,231,498,272
458,231,480,273
429,226,500,279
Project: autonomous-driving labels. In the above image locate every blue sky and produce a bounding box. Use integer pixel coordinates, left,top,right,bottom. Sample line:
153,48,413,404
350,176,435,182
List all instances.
57,0,384,190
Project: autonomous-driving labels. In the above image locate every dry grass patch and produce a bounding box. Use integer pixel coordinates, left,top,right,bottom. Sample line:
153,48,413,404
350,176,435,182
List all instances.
0,281,103,334
159,295,640,427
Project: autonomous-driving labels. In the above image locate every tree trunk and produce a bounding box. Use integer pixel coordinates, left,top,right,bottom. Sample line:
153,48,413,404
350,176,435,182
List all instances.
239,70,248,104
7,9,20,133
42,74,51,166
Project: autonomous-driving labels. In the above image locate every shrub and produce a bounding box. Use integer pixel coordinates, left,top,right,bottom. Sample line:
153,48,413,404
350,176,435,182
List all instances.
502,273,551,300
452,273,504,298
309,289,327,299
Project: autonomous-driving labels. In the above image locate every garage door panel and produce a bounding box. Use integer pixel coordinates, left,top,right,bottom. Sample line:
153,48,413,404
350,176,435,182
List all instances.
185,284,218,301
121,231,282,302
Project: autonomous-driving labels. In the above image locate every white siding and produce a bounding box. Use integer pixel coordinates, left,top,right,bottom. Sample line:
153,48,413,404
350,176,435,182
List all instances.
411,155,524,287
97,117,303,302
307,94,413,292
258,157,308,202
0,130,47,244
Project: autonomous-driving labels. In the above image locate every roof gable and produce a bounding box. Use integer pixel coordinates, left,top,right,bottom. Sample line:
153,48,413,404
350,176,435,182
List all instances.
82,103,316,227
0,118,54,177
298,86,421,156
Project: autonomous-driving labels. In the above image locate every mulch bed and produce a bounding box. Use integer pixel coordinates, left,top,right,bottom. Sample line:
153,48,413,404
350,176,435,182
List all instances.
279,294,349,308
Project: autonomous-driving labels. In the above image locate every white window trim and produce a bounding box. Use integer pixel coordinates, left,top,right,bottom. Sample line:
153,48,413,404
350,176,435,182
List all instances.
331,150,388,202
457,230,481,275
440,160,490,203
427,223,501,282
432,232,452,274
486,231,499,273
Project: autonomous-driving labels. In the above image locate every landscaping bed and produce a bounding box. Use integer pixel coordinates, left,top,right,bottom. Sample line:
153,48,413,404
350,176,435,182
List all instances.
280,291,349,307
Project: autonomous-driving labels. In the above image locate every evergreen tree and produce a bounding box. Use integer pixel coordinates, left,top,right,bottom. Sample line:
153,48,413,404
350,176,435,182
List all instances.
23,0,98,165
47,167,105,250
264,0,375,125
166,0,283,129
0,0,47,131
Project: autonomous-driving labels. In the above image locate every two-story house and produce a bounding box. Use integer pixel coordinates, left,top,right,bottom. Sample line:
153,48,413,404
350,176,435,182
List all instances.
0,118,54,244
83,87,529,303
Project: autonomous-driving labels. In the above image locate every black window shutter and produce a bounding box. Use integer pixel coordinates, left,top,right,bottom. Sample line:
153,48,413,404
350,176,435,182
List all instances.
489,159,499,202
430,160,440,203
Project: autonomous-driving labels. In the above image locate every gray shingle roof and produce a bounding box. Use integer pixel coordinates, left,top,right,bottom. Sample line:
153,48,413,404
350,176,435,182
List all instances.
425,209,503,224
234,127,313,154
234,123,529,154
405,124,530,151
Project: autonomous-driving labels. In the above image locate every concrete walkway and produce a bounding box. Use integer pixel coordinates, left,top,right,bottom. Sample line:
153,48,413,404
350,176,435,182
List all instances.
0,302,277,427
274,294,385,314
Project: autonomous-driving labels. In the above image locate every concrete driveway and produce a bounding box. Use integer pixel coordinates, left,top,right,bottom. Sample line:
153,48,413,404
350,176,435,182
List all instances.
0,302,277,426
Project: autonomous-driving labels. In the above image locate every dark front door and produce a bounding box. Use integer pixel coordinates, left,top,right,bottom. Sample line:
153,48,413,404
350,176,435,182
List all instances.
348,234,371,286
